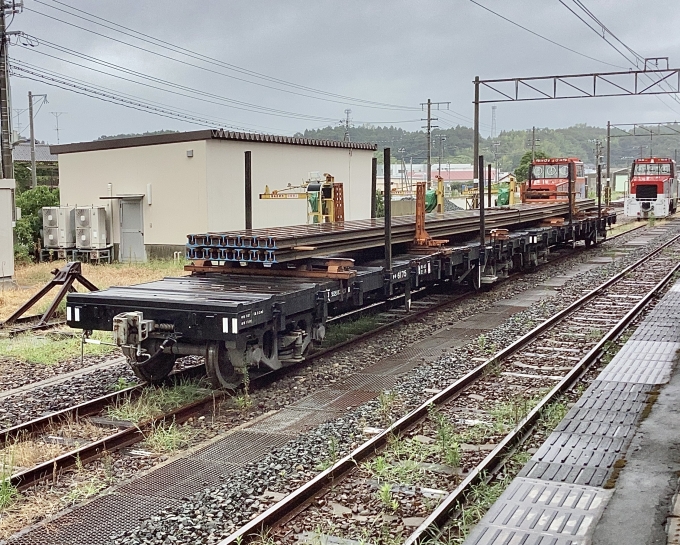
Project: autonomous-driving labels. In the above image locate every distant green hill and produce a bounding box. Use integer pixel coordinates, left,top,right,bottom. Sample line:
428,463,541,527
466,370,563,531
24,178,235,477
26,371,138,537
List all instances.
96,130,179,141
298,124,680,171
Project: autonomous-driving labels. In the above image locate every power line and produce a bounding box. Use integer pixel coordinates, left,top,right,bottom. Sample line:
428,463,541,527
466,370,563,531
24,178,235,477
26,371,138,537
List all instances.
28,2,420,112
15,39,423,127
467,0,626,69
16,39,344,123
10,61,269,132
12,57,272,126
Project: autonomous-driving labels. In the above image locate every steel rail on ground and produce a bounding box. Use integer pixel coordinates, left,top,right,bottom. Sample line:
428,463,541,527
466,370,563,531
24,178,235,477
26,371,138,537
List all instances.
217,231,680,545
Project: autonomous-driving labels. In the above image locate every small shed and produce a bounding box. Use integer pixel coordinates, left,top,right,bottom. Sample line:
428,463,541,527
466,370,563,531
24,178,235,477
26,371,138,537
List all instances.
13,143,59,190
51,129,376,261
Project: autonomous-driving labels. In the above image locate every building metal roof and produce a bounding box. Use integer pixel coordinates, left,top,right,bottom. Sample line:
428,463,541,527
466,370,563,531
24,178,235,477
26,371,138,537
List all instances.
13,143,58,162
50,129,377,155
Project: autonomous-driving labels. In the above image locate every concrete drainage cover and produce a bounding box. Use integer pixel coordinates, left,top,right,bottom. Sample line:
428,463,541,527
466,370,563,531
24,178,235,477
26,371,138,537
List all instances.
463,477,611,545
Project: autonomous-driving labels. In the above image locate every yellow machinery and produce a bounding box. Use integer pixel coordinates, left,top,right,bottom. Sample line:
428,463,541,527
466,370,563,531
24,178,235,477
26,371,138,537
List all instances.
435,176,445,214
463,174,518,208
260,173,345,223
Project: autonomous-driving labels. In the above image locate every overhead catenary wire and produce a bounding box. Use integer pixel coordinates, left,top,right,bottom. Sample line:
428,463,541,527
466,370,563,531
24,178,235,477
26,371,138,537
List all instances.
556,0,644,68
26,3,421,112
558,0,680,116
467,0,627,69
438,110,492,129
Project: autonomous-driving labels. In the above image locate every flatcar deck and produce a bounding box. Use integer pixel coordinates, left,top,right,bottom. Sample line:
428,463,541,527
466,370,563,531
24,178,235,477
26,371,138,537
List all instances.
66,210,615,387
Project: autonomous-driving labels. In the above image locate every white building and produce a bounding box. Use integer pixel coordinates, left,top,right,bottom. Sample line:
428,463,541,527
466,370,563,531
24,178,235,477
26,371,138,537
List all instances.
51,129,376,260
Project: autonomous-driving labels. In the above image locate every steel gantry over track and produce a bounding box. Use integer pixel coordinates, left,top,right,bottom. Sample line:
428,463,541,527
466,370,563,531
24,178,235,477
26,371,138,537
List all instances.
472,61,680,178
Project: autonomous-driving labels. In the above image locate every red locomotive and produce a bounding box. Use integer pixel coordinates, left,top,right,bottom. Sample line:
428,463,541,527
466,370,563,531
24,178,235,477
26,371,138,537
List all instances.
625,157,678,219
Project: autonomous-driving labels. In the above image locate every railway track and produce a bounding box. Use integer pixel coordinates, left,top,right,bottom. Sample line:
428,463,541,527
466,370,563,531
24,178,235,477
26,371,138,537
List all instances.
305,222,646,367
0,364,209,491
218,230,680,544
0,223,647,498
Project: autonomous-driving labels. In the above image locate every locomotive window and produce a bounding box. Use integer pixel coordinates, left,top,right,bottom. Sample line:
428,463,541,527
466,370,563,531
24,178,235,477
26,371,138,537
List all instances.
545,165,558,178
635,163,673,175
532,165,544,178
576,164,584,177
558,165,569,177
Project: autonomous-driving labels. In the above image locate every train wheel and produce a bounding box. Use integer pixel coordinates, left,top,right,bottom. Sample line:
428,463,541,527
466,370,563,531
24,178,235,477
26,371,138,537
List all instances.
205,341,239,389
131,351,176,383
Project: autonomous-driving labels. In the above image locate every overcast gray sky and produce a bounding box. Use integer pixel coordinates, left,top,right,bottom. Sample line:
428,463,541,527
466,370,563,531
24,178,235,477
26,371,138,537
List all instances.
9,0,680,145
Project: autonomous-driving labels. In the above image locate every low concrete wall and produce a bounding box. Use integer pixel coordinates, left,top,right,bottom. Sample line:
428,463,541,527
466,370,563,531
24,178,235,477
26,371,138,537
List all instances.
112,243,186,262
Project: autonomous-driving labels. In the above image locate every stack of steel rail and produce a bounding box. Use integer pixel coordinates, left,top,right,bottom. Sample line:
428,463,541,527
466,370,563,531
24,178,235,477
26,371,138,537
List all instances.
187,200,597,264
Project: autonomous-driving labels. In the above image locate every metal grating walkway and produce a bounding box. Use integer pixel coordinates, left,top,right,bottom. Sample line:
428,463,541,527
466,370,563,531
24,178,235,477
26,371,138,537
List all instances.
464,279,680,544
9,283,535,544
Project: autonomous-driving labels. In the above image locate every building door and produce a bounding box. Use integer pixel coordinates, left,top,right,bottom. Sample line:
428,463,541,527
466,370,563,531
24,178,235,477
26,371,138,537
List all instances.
120,198,146,262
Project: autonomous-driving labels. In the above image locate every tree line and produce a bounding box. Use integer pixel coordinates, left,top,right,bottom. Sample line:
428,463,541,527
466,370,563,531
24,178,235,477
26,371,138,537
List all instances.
298,123,680,171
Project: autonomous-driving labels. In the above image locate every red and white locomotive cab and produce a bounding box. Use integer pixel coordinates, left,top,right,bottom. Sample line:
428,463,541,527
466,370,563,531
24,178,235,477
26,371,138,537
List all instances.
528,158,587,201
624,158,678,219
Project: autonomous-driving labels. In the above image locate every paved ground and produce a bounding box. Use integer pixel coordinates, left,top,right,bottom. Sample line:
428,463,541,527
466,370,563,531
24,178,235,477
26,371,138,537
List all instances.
592,356,680,545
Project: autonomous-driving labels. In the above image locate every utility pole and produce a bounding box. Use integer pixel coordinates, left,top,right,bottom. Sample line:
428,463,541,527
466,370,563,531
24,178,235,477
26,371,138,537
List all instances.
491,106,499,183
606,121,611,196
28,92,48,189
528,126,540,162
492,141,500,182
435,133,446,176
421,98,449,184
342,109,351,142
473,77,480,180
50,111,65,144
0,3,13,179
28,91,34,187
28,91,35,188
13,108,22,142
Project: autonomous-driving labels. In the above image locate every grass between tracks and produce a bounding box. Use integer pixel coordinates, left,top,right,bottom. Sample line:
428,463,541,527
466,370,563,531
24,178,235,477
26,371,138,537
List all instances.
0,329,114,364
0,259,187,322
143,419,197,453
107,379,211,424
322,315,381,347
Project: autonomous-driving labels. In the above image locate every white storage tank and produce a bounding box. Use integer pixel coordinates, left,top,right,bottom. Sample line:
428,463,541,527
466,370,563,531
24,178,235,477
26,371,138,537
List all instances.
43,206,75,249
75,206,108,249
